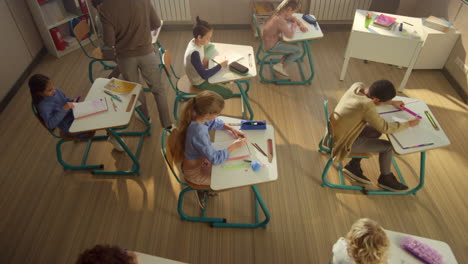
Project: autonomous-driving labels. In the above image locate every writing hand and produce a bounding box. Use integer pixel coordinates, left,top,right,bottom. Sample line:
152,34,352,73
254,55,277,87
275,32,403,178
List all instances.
231,128,246,139
227,138,247,153
220,60,228,68
391,100,405,110
63,102,74,111
408,118,420,127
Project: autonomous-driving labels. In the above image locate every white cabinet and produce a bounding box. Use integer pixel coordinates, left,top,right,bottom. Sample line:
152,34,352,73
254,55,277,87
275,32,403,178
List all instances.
414,26,460,70
27,0,96,58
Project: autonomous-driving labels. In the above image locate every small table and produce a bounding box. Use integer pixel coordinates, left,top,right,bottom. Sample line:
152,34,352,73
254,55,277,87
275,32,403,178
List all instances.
340,10,424,91
279,13,323,85
210,116,278,228
208,43,257,120
386,230,458,263
69,78,151,175
374,96,450,195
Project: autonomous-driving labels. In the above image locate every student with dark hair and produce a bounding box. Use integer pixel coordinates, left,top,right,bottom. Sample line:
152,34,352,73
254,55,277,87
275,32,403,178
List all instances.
183,16,234,99
75,244,137,264
331,80,420,192
97,0,172,129
29,73,124,151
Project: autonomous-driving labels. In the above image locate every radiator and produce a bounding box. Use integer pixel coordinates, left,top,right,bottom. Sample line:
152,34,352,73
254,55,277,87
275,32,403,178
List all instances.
151,0,191,22
309,0,373,21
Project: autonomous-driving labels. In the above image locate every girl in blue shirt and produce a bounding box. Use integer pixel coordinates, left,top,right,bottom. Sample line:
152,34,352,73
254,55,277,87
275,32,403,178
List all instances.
172,90,247,186
29,74,123,150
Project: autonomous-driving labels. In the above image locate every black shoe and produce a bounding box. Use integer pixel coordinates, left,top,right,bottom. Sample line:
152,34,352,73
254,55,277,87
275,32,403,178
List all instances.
343,162,371,184
378,173,409,192
195,190,207,209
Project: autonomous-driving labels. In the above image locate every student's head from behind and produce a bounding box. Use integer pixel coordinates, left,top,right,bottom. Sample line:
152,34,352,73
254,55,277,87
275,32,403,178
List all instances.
91,0,104,9
276,0,301,16
346,218,389,264
29,74,54,105
171,91,225,162
193,16,212,46
368,80,396,105
75,244,137,264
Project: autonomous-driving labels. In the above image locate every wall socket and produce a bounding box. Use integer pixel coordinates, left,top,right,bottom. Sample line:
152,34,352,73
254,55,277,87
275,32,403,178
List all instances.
454,57,468,74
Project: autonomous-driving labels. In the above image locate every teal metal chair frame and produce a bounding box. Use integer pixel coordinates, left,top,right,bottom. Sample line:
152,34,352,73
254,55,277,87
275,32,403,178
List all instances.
32,103,106,170
161,129,270,228
73,20,117,84
92,107,151,175
318,100,426,195
253,14,316,85
158,47,254,121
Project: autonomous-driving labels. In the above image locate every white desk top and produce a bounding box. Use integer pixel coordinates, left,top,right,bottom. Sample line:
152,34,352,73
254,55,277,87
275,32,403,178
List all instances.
283,13,324,42
69,78,141,133
135,252,187,264
207,43,257,85
353,9,423,41
211,116,278,191
151,20,163,44
386,230,458,264
376,96,450,155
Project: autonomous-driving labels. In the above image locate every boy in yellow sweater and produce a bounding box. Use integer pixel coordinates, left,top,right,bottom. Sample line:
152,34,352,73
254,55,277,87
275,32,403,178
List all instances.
332,80,420,192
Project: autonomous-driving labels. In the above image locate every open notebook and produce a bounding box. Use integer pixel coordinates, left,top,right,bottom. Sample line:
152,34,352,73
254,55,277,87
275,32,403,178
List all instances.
73,98,108,119
104,78,137,94
380,110,440,149
213,140,251,161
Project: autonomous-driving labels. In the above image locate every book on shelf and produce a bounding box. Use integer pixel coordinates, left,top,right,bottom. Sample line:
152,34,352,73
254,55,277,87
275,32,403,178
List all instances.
373,14,397,28
73,97,108,119
104,78,137,94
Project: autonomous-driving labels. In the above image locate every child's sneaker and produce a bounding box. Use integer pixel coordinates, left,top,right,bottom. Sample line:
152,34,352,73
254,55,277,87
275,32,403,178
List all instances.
273,63,289,77
107,135,125,152
343,162,371,184
378,173,408,192
195,190,207,209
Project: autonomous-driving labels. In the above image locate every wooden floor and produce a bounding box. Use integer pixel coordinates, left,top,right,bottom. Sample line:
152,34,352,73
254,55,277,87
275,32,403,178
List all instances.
1,28,467,264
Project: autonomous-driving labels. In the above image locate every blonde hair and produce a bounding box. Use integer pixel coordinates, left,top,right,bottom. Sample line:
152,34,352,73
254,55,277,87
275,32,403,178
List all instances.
171,91,225,162
345,218,389,264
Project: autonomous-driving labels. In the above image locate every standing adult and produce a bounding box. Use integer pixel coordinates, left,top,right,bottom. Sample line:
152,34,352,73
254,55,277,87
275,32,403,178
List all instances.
94,0,172,128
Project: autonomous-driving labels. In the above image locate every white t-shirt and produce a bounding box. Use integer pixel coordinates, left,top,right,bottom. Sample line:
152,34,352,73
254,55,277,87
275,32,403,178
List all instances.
332,237,356,264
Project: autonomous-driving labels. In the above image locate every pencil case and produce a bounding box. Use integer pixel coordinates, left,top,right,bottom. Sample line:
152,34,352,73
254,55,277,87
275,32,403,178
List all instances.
240,120,266,130
229,61,249,75
302,14,317,25
400,236,443,264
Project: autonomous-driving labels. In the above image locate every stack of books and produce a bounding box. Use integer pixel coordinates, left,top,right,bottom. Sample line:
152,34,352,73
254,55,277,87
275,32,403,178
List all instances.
373,14,397,29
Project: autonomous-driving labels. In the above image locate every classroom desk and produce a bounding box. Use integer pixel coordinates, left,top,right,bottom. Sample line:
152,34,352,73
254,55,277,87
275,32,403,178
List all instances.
340,10,424,91
210,116,278,228
69,78,151,175
208,43,257,120
135,252,187,264
386,230,458,263
373,96,450,195
279,13,323,85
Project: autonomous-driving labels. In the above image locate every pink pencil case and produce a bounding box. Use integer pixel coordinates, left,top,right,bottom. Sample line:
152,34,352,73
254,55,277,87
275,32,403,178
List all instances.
400,236,443,264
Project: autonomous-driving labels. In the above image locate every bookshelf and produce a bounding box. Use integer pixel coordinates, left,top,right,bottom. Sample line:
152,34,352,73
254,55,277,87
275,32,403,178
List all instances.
27,0,96,58
251,0,282,37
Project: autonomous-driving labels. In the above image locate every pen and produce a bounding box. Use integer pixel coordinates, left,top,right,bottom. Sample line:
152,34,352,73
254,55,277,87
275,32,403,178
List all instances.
248,53,252,67
403,21,413,26
424,111,439,130
403,143,433,149
104,90,122,102
110,97,118,112
402,107,422,119
75,96,81,102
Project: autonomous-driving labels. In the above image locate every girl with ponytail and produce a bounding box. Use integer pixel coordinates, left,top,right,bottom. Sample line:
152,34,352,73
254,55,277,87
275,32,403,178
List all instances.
171,90,247,188
262,0,307,77
183,16,234,99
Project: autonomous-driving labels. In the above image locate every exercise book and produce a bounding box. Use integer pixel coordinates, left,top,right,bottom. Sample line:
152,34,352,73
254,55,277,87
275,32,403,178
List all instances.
104,78,137,94
213,140,251,161
73,97,108,119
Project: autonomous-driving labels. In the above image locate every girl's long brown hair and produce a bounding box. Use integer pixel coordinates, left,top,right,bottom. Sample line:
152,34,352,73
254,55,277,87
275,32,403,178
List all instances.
266,0,301,22
171,91,225,162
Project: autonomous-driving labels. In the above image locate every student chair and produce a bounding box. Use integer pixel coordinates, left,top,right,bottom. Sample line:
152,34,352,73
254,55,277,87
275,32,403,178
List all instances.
73,20,117,84
252,14,309,85
32,103,107,170
158,47,204,120
161,128,271,228
318,100,405,195
161,128,227,226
